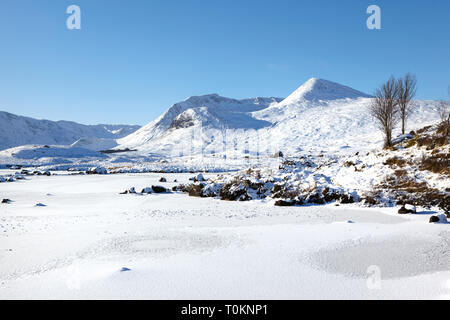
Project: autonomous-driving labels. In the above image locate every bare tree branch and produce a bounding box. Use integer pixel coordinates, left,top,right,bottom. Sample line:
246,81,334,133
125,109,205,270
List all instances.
435,100,450,136
369,76,400,148
397,73,417,135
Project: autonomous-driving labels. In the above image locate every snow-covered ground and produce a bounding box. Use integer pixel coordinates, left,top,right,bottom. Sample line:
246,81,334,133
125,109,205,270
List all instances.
1,173,449,299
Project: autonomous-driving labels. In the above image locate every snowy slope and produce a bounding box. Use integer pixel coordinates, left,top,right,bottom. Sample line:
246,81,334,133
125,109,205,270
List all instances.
0,111,140,151
118,78,440,157
118,94,282,148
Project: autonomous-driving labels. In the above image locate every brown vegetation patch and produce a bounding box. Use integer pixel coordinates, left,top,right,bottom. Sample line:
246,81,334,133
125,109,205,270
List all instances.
419,153,450,175
385,157,407,168
394,169,408,177
436,122,450,136
377,174,446,208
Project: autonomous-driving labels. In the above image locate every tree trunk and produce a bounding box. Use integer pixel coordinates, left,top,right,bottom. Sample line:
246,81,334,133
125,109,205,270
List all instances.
402,118,405,135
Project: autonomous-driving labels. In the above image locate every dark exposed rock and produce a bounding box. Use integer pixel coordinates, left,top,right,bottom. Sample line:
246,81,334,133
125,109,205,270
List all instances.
339,194,355,204
429,216,440,223
274,200,294,207
188,184,204,197
151,185,167,193
169,114,195,130
2,199,11,204
159,177,167,183
220,183,249,201
398,206,416,215
307,193,325,204
398,206,409,214
172,184,188,192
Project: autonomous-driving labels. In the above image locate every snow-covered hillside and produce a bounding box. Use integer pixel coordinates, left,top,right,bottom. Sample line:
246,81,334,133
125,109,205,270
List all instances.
0,78,443,170
118,94,282,150
118,78,440,158
0,111,140,151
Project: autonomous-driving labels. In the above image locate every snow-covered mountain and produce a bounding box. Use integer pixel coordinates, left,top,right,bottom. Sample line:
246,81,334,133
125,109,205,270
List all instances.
118,78,440,157
0,111,141,151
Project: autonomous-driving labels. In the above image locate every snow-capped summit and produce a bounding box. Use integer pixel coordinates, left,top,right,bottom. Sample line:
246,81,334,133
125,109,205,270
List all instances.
118,94,282,149
280,78,372,105
118,78,439,158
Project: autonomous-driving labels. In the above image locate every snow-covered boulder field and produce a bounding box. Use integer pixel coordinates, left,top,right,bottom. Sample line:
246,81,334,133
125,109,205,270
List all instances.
174,122,449,213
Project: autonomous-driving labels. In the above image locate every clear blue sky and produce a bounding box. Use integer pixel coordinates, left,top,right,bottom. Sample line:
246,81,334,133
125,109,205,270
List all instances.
1,0,449,125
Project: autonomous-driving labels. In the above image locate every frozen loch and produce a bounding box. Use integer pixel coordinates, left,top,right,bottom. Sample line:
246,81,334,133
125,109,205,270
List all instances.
1,172,449,299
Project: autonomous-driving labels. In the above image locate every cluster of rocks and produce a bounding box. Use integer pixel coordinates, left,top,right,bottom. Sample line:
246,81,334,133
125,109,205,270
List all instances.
172,161,359,207
396,204,449,223
19,169,51,176
86,166,108,175
120,185,168,195
0,169,53,183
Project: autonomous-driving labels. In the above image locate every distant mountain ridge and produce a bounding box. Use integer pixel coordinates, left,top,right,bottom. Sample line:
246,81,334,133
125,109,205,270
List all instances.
0,78,441,158
0,111,141,151
117,78,439,157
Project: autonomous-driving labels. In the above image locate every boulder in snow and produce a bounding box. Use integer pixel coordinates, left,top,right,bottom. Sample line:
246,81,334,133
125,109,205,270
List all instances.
398,205,416,214
151,185,167,193
429,214,447,224
141,187,152,194
274,200,295,207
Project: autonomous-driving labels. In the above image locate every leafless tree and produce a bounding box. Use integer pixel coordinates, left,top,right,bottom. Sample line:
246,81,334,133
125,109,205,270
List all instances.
397,73,417,135
369,76,400,148
435,100,450,136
